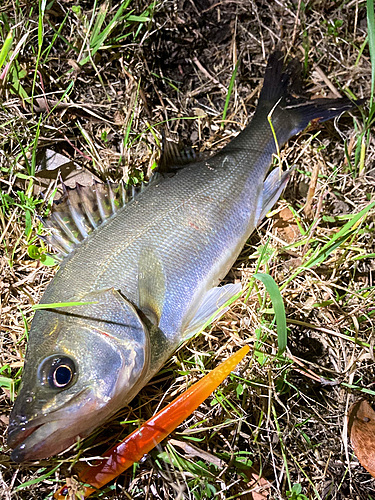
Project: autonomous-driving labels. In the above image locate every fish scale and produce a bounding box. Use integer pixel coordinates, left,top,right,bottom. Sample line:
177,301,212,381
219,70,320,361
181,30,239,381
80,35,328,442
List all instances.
8,51,362,462
43,152,260,326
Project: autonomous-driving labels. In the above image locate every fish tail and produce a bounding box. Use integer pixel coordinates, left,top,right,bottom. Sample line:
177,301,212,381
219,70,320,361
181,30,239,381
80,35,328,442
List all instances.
256,50,364,144
257,50,290,105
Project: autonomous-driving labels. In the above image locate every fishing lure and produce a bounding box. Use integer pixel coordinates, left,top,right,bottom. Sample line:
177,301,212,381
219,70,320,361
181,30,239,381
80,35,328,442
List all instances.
54,346,250,499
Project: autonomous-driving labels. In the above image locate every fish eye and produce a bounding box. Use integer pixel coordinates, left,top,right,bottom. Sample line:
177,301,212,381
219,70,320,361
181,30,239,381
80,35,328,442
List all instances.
51,364,73,388
38,355,77,390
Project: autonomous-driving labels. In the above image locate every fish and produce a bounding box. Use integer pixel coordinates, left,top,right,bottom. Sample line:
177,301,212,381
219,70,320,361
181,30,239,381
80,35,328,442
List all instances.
8,51,360,462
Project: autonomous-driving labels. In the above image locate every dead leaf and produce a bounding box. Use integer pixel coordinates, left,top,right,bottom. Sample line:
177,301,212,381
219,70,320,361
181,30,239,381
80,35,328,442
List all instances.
55,476,84,500
168,439,225,467
35,149,75,179
63,168,101,188
114,110,126,126
348,399,375,476
240,463,273,500
0,414,9,426
1,388,10,399
304,161,320,219
246,470,272,500
67,59,82,72
273,207,300,244
34,97,113,123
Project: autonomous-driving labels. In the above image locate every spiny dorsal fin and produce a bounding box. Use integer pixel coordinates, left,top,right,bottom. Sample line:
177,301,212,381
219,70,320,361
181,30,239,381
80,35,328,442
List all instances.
157,132,201,173
41,180,146,260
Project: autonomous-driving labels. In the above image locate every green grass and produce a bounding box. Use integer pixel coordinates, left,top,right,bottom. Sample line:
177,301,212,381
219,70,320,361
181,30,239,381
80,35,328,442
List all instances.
0,28,13,72
367,0,375,104
221,60,239,128
254,273,288,355
0,0,374,499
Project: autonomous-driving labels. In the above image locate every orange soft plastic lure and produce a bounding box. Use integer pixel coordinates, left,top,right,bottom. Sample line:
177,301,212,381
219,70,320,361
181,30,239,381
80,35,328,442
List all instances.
55,345,249,499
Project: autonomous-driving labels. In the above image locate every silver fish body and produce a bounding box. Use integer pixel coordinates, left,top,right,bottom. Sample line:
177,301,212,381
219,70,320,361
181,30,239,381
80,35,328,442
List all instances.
8,52,359,461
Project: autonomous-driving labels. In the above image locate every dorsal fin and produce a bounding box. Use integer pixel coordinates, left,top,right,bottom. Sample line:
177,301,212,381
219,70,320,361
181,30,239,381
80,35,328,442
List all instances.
41,180,146,260
157,132,202,173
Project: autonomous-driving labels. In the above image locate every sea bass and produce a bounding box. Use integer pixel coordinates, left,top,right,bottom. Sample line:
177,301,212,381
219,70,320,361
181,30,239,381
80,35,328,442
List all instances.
8,52,359,462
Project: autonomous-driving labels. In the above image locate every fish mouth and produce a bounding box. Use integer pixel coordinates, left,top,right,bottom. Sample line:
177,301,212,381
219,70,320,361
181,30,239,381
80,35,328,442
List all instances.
8,422,42,450
8,388,98,462
9,419,78,462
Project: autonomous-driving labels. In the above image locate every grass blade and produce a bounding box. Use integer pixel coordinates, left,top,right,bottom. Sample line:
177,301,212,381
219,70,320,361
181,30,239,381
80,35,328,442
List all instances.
281,200,375,291
305,200,375,268
0,29,13,72
14,465,61,491
221,61,239,128
367,0,375,103
254,273,287,355
32,301,98,310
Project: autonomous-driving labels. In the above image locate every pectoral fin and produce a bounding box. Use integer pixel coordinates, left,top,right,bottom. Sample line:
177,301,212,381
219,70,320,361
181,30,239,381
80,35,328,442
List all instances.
183,283,242,340
138,249,166,326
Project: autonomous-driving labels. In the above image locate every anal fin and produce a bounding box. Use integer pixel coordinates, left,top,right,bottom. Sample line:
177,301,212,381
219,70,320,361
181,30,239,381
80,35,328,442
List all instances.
183,283,242,340
255,167,292,226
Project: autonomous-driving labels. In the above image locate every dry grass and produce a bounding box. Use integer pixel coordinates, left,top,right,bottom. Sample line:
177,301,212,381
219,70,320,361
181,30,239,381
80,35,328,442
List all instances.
0,0,374,499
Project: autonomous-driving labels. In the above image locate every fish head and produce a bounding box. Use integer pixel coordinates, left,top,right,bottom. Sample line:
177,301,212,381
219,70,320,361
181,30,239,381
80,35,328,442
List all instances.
8,288,149,462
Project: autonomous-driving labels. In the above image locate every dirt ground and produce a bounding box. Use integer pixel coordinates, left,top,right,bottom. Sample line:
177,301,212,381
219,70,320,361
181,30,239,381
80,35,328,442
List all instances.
0,0,374,499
